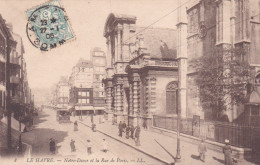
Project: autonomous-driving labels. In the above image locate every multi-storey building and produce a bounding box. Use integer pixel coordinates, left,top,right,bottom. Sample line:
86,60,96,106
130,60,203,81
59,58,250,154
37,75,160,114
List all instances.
69,59,94,115
0,15,34,153
56,76,70,109
90,47,106,114
0,15,9,118
103,13,178,127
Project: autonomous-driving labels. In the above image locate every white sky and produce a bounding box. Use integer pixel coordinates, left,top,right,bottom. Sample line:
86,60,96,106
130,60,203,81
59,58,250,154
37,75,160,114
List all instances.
0,0,178,89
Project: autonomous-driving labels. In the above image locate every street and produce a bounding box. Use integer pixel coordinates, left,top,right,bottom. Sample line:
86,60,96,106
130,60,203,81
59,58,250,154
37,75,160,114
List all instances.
23,107,162,165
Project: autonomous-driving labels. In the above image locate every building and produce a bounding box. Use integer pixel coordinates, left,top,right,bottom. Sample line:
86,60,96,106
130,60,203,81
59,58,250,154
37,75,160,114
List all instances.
182,0,260,122
103,13,178,127
0,15,9,118
0,15,34,153
69,59,94,115
90,47,106,114
56,76,70,109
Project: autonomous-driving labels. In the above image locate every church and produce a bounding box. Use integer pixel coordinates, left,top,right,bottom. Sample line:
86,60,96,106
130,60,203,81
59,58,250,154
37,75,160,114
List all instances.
102,13,179,127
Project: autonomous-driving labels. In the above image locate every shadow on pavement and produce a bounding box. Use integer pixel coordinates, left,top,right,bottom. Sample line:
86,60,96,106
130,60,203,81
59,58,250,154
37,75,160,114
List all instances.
191,154,200,160
32,112,50,127
212,156,224,164
26,128,68,156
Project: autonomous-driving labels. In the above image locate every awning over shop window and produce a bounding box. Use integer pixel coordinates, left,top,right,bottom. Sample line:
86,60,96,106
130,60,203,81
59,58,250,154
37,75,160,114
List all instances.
75,106,93,111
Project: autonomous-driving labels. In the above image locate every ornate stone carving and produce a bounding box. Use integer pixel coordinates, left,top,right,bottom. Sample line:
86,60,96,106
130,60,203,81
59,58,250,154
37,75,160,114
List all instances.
166,81,178,91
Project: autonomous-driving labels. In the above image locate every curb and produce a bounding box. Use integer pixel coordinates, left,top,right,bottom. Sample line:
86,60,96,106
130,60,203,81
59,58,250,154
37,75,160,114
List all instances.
78,121,173,165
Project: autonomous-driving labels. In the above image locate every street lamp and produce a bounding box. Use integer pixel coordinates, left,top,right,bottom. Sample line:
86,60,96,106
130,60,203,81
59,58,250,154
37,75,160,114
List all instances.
176,85,181,162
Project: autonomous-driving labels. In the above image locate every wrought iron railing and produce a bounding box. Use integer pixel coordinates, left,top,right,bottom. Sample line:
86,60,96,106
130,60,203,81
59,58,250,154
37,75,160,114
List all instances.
153,115,260,148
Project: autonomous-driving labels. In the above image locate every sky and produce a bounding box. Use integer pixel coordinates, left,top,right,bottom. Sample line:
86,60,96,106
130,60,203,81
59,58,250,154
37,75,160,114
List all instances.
0,0,178,90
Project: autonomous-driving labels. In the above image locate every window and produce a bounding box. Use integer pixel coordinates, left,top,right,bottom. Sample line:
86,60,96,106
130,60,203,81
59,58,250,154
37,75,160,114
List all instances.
166,81,178,114
82,99,86,103
86,91,90,97
78,91,82,96
86,99,90,103
82,92,86,96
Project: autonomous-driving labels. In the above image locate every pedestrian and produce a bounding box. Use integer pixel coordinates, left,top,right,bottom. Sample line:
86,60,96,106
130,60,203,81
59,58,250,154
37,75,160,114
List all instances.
126,125,130,139
102,139,108,153
223,139,233,165
130,124,135,139
87,140,92,155
198,139,207,162
143,119,147,129
70,139,76,152
49,138,56,154
122,121,127,135
118,121,123,137
92,123,96,132
74,120,78,131
91,114,94,123
134,125,141,146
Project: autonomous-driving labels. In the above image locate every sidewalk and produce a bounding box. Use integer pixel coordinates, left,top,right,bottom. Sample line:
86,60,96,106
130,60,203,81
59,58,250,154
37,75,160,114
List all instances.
74,116,255,165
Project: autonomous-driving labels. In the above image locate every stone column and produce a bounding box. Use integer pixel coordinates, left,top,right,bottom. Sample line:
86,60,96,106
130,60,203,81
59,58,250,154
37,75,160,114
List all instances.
106,36,112,68
129,83,133,115
123,24,130,61
117,28,122,61
132,75,140,125
115,84,121,113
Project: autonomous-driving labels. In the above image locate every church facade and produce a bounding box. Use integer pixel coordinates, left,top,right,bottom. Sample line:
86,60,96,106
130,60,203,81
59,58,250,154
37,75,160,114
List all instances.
102,13,179,127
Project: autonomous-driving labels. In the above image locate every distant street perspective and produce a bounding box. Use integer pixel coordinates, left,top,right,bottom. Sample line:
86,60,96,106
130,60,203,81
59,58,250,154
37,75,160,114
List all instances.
1,0,260,165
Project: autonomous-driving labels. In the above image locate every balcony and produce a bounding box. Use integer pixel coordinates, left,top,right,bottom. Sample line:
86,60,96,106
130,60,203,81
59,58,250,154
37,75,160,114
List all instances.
10,76,20,84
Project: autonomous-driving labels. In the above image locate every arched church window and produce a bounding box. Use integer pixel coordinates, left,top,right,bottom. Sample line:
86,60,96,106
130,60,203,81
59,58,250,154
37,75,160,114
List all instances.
166,81,178,114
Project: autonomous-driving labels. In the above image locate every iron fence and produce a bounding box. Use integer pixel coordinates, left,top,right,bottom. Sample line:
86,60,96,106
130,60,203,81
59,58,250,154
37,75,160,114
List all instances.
153,115,260,148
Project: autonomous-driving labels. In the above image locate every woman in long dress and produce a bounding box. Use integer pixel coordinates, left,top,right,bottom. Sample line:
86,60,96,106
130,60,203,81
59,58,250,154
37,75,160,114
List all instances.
74,121,78,131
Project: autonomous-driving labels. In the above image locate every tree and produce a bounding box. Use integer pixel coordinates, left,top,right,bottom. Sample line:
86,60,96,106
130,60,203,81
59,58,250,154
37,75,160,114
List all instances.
191,46,253,120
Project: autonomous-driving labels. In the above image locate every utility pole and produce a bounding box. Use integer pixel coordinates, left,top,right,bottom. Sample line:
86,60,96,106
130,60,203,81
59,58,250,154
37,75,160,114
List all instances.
176,88,181,161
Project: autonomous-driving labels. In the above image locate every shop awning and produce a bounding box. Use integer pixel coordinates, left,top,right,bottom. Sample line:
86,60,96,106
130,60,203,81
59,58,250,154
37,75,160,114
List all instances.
75,106,94,111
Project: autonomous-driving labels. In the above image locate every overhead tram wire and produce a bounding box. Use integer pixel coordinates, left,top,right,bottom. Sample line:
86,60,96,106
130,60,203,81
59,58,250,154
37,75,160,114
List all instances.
111,0,194,52
114,6,260,58
171,12,260,53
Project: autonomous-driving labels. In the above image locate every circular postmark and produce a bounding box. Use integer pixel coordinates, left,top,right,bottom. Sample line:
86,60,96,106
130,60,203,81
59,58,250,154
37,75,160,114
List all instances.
26,5,73,51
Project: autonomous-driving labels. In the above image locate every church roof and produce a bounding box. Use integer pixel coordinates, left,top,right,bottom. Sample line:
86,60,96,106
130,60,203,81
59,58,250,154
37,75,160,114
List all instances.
136,27,177,60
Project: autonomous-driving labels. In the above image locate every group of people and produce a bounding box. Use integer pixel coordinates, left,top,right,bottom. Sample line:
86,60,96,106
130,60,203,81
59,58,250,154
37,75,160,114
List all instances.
118,121,141,146
198,138,236,165
49,138,109,155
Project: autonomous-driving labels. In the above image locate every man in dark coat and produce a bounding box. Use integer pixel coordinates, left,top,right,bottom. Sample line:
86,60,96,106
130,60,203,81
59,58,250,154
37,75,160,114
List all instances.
74,121,78,131
223,139,233,165
130,125,135,139
126,125,130,139
118,121,123,137
70,139,76,152
134,125,141,146
122,121,127,135
49,138,56,154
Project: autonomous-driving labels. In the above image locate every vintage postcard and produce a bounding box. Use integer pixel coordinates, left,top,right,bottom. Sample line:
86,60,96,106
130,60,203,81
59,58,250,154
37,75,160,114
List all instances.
0,0,260,165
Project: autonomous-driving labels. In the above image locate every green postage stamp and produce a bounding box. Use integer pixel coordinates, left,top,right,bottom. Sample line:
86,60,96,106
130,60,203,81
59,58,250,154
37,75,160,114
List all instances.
26,0,75,51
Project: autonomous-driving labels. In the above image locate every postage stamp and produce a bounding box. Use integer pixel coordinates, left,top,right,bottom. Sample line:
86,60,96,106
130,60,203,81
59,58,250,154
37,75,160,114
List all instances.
26,0,75,51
